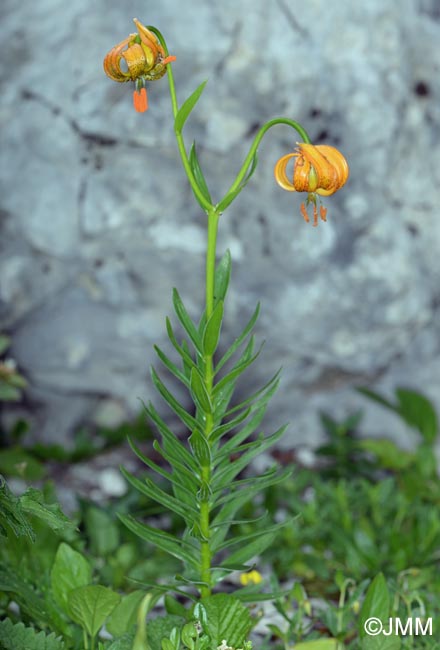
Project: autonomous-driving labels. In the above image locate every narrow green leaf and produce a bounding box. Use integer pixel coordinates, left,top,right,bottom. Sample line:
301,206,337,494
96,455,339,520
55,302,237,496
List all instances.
146,403,199,473
213,341,262,401
172,289,203,355
214,250,231,305
213,467,292,507
395,387,438,442
154,345,190,388
213,425,287,489
212,406,266,452
210,407,252,444
51,543,92,616
127,437,197,498
190,368,212,414
189,142,212,203
174,81,207,134
202,300,224,356
224,369,281,417
118,514,199,568
153,440,200,490
220,526,281,566
216,152,258,212
120,467,198,521
150,367,198,431
216,519,288,553
68,585,120,638
216,303,260,373
165,318,197,374
189,430,211,467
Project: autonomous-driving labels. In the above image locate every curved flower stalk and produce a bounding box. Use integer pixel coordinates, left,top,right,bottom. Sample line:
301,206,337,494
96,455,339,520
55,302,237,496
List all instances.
103,22,350,604
103,18,176,112
274,143,349,226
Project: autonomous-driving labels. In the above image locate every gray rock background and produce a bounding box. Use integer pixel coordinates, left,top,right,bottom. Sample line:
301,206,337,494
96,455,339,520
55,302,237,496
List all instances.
1,0,440,452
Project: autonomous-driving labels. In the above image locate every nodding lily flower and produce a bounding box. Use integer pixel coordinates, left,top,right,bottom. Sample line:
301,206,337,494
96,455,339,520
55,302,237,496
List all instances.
274,143,349,226
103,18,176,112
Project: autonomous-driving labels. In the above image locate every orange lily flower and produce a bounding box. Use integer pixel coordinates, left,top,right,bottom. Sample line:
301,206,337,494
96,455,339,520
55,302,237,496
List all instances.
103,18,176,112
274,143,349,226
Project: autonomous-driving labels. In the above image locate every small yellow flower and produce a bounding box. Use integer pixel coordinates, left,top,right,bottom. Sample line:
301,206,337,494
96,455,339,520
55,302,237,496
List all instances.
103,18,176,112
274,143,349,226
239,570,263,586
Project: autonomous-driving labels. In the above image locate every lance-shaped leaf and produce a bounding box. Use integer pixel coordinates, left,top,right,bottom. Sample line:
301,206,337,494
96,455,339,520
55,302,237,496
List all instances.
120,467,198,522
145,402,199,473
127,436,197,498
214,250,232,305
174,81,207,134
202,300,223,356
189,142,212,204
150,367,198,431
189,430,211,468
213,425,288,489
220,524,283,566
215,303,260,373
165,317,197,373
190,368,212,415
172,289,203,355
154,344,190,389
217,152,259,213
119,515,199,568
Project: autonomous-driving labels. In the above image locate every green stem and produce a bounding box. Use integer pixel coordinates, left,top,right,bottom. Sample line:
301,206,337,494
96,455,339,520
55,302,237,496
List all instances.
220,117,311,209
199,208,219,598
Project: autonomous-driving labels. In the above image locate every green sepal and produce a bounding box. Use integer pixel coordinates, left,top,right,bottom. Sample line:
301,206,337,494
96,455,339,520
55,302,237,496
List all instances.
216,303,260,374
190,368,212,415
214,250,231,305
189,142,212,205
189,430,211,468
118,515,199,569
172,288,203,355
202,300,223,356
217,152,259,212
174,81,207,135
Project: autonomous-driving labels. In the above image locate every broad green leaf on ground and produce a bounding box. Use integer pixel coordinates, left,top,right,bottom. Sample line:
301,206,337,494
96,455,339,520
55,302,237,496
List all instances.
294,641,338,650
106,590,146,637
84,505,119,556
362,634,401,650
0,476,34,540
20,488,76,534
51,543,92,615
68,584,120,638
359,573,390,639
0,618,65,650
200,594,252,648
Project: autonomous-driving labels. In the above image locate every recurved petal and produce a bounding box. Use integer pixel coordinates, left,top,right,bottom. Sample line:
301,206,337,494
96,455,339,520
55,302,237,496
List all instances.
297,144,339,193
274,153,298,192
122,43,152,80
103,37,132,82
133,18,162,59
316,145,349,189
